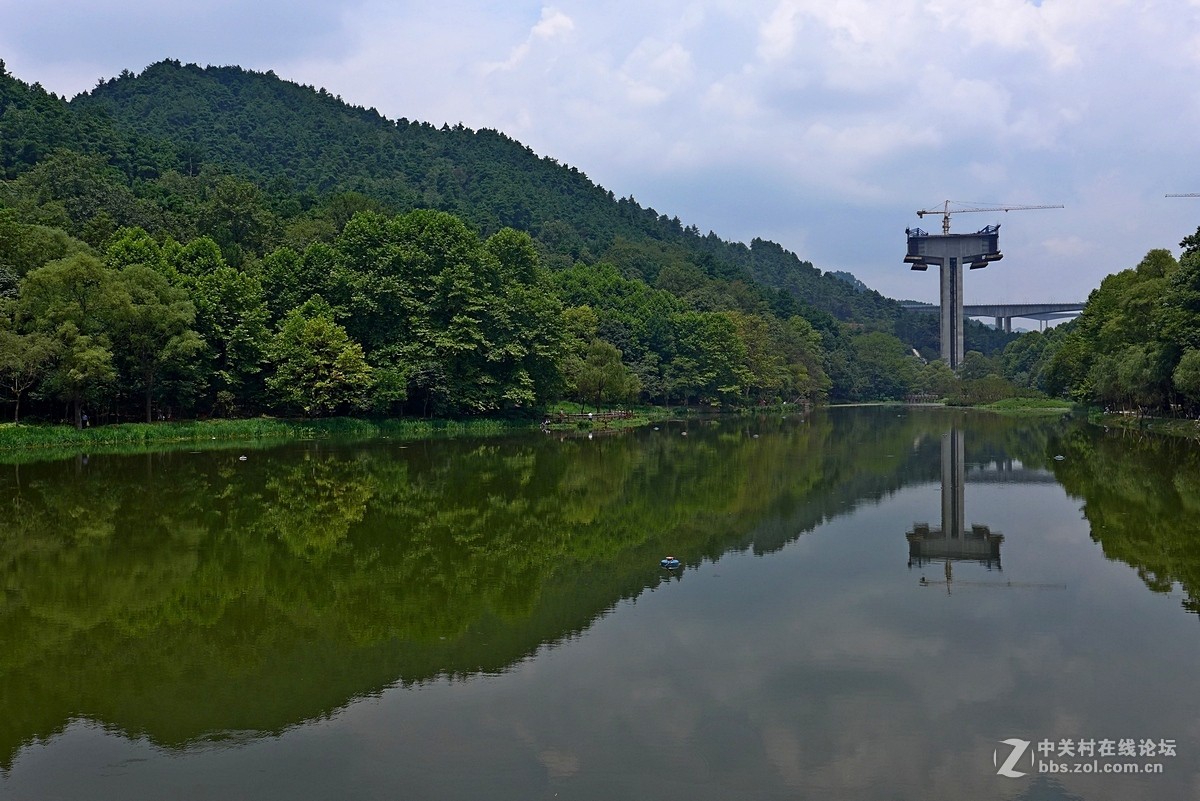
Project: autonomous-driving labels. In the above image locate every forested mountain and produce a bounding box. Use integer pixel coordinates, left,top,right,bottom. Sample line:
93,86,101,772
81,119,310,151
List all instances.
71,62,890,317
0,59,1017,422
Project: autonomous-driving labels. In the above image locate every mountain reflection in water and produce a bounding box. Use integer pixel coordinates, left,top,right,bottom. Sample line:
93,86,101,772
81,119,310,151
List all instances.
1,408,1197,801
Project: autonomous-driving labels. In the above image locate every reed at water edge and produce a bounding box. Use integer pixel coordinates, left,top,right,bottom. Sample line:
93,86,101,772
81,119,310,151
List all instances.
0,416,531,454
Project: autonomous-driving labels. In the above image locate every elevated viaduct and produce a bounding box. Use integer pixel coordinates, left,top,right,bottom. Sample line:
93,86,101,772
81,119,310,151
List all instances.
900,301,1086,333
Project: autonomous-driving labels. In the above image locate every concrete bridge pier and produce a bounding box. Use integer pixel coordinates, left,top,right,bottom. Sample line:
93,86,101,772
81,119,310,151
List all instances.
904,226,1002,370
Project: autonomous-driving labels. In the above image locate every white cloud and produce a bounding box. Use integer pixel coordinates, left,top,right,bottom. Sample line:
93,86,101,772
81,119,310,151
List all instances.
483,6,575,74
758,2,802,61
619,40,695,106
799,119,941,172
533,6,574,38
701,71,763,119
925,0,1086,69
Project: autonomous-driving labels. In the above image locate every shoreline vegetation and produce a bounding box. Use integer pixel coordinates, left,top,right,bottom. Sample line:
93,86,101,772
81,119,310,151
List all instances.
1092,410,1200,440
11,397,1200,466
0,405,680,462
0,402,811,462
970,397,1075,415
0,417,529,463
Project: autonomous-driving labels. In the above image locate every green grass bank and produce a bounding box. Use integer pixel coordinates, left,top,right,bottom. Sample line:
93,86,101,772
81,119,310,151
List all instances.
0,416,534,463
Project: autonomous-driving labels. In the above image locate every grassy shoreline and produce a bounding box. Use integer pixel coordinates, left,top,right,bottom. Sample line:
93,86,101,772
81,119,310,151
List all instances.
0,416,536,462
0,403,790,462
967,397,1076,415
5,399,1086,462
1092,412,1200,440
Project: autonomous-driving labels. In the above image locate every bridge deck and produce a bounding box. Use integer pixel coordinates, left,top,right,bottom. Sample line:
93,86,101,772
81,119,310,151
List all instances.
902,302,1085,320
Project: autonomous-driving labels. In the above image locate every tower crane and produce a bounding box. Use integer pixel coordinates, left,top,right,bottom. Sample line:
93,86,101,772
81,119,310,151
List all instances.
1166,193,1200,197
916,200,1064,235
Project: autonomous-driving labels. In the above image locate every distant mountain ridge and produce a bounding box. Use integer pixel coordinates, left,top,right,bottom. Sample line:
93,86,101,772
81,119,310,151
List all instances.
66,60,901,324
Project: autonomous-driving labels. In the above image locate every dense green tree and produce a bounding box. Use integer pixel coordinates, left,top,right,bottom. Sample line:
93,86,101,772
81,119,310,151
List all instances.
845,332,920,401
192,266,271,415
1173,349,1200,405
994,244,1200,412
917,360,957,397
3,150,152,240
491,277,570,407
259,244,335,323
171,235,225,277
726,311,787,403
1000,330,1050,386
267,300,373,416
16,253,122,332
199,175,277,265
43,325,116,428
0,327,55,421
105,226,165,272
0,208,83,278
561,305,599,349
948,374,1020,405
330,211,566,414
568,339,639,411
666,311,749,404
0,59,1000,411
14,254,124,426
1160,251,1200,354
783,316,831,401
1041,328,1090,401
957,351,995,381
112,264,204,422
485,226,539,284
631,351,667,406
1000,249,1179,409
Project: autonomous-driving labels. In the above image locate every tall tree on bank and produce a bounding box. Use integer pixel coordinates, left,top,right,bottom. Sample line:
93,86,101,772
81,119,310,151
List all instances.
192,265,271,416
0,327,55,422
267,298,373,417
568,339,639,412
329,210,567,415
16,254,123,427
112,264,204,422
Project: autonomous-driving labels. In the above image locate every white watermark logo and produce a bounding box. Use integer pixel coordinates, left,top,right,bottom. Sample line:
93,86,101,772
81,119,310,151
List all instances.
994,737,1176,778
994,739,1032,778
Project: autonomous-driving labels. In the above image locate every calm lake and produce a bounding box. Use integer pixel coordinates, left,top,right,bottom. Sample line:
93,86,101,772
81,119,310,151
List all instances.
2,407,1198,800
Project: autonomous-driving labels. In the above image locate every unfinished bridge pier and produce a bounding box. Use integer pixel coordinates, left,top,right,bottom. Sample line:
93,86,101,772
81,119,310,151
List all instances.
903,225,1002,370
902,201,1063,369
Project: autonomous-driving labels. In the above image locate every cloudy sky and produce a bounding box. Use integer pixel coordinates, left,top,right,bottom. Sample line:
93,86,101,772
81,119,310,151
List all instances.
3,0,1200,303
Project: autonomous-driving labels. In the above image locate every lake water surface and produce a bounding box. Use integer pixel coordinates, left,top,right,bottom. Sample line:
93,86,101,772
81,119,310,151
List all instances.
2,407,1198,800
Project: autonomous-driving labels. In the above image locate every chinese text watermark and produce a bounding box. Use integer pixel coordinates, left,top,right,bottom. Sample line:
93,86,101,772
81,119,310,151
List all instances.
994,737,1176,778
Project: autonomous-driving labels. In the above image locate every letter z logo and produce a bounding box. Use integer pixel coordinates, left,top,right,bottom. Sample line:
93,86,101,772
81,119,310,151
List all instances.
994,739,1032,778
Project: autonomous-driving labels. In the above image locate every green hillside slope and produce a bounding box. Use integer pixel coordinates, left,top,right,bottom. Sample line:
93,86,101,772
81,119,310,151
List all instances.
71,62,901,320
0,59,1018,417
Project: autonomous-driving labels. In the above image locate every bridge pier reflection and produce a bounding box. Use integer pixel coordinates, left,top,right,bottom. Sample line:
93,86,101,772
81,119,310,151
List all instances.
907,427,1003,571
